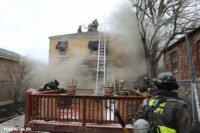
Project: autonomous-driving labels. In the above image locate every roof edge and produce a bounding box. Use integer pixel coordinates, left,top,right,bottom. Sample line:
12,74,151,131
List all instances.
165,26,200,52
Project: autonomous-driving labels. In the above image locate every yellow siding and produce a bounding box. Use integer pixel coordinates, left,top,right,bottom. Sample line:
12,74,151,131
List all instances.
49,36,123,65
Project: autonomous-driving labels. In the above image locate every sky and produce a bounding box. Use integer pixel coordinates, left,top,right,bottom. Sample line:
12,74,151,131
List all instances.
0,0,124,63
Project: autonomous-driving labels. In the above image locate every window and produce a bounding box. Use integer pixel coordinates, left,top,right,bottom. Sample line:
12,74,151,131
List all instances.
197,40,200,74
56,41,68,57
58,48,67,56
88,41,98,57
171,51,178,71
198,40,200,59
89,49,98,56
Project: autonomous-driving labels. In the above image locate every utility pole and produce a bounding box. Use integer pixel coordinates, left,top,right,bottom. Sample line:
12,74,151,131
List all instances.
184,28,200,122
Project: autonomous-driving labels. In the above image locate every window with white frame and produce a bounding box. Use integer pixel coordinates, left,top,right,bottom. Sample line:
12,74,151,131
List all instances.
89,49,98,56
58,48,67,56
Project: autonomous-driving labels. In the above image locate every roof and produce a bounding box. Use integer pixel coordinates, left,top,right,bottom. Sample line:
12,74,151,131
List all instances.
49,31,106,39
0,48,20,61
165,26,200,51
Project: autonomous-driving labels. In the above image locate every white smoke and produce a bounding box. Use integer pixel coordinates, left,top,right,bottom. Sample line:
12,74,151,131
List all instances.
105,1,146,81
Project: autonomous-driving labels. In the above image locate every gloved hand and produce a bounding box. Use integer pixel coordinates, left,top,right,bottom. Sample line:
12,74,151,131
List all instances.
59,88,65,93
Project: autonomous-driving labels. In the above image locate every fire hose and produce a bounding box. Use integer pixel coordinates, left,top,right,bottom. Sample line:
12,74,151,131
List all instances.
114,109,129,133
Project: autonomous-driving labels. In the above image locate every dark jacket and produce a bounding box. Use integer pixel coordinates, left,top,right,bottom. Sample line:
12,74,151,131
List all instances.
39,81,59,91
135,89,192,133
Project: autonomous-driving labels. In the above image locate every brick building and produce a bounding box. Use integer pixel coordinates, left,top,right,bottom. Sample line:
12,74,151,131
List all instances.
0,48,20,105
164,27,200,98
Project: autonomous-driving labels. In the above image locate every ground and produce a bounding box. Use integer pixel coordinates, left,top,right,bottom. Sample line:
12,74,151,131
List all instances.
0,102,25,123
0,102,25,133
0,114,24,133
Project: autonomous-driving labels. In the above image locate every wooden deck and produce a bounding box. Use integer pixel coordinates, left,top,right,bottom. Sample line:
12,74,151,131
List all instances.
24,89,147,133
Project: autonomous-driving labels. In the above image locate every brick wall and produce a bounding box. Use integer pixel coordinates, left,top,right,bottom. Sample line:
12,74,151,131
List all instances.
164,29,200,99
0,57,19,103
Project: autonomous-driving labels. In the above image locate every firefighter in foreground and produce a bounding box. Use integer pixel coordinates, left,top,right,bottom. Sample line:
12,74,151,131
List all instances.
133,72,192,133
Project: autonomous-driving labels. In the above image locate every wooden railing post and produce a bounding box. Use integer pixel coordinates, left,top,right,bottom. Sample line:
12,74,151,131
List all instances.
82,96,86,126
25,91,32,127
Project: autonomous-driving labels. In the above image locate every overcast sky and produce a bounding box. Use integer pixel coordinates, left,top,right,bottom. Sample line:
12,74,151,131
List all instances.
0,0,124,63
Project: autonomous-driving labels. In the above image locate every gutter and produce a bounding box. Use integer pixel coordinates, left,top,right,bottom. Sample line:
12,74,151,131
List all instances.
0,56,20,62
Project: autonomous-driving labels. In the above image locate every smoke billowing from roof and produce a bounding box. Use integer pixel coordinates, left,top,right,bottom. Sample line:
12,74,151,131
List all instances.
30,1,146,90
106,1,146,81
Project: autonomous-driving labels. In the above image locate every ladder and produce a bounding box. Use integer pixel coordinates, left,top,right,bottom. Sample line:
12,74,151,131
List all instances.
96,24,106,95
106,61,116,95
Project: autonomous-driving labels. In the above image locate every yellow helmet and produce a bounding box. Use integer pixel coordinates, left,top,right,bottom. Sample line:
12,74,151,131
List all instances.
120,80,126,83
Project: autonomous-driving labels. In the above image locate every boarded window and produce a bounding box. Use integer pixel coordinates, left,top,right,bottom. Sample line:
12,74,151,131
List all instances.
88,41,98,50
56,41,68,57
171,51,178,71
88,41,98,57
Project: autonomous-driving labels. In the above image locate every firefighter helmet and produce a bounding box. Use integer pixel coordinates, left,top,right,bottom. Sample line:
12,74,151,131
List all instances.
143,76,150,84
151,78,157,83
54,80,59,86
133,119,150,133
120,80,126,83
144,76,149,80
157,72,178,90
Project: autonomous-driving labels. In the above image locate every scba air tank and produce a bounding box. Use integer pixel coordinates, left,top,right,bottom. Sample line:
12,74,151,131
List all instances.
133,119,150,133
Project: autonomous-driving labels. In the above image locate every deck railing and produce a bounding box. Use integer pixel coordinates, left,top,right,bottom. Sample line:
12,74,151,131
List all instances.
25,90,146,127
75,88,94,95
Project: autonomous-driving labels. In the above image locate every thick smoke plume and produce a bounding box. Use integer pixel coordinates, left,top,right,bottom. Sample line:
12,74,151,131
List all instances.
30,50,96,90
30,1,146,90
106,1,146,82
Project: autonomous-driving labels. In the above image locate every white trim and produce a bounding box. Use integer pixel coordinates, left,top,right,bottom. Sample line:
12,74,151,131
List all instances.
88,49,98,57
58,49,67,57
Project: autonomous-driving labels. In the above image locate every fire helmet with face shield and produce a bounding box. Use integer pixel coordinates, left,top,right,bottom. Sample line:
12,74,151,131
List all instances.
157,72,179,90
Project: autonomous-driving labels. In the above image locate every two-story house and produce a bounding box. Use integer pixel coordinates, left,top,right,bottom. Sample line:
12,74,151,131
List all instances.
48,31,122,89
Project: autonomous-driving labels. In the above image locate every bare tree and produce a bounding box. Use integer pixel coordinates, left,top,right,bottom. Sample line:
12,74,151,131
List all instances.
130,0,200,78
6,56,33,104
